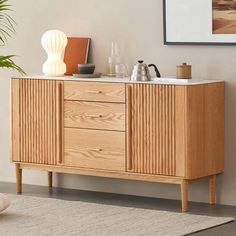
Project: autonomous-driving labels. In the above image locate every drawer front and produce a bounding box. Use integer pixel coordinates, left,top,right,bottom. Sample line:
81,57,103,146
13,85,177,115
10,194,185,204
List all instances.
64,128,125,171
64,81,125,103
64,101,125,131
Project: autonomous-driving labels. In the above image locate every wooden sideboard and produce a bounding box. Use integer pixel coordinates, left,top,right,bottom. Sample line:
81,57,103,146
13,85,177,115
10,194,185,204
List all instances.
11,77,225,212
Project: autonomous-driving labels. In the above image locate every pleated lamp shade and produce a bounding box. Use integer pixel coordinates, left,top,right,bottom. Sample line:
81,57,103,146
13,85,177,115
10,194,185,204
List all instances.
41,30,68,76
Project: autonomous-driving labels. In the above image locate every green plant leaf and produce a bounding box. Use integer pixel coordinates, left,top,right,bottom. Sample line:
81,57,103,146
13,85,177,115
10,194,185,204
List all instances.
0,0,26,75
0,55,26,75
0,0,15,45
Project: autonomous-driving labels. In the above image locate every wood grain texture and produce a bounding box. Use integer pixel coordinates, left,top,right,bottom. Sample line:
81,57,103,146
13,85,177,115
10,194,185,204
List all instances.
126,84,178,176
19,162,183,184
185,83,225,179
64,81,126,103
11,79,62,165
175,86,187,177
181,180,188,212
15,163,22,194
64,128,126,171
56,82,64,164
209,175,216,205
11,79,20,162
126,85,132,170
11,78,225,212
48,172,53,188
64,101,125,131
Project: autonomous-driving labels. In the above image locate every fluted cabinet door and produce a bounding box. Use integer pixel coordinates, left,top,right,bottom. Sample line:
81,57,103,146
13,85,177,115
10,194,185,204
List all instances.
126,84,186,177
11,79,63,165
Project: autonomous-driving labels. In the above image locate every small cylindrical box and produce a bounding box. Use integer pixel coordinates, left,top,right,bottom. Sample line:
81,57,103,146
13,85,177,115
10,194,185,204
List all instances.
176,63,192,79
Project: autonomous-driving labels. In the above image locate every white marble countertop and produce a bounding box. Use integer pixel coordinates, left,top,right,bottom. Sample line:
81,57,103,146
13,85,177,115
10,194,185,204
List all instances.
13,75,224,86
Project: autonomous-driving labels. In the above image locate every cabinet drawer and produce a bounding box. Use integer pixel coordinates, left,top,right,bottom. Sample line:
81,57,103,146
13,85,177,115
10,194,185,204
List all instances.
64,101,125,131
64,128,125,171
64,81,125,103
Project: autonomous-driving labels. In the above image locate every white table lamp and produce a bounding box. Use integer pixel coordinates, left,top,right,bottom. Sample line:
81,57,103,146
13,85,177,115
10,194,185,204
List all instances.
41,30,68,77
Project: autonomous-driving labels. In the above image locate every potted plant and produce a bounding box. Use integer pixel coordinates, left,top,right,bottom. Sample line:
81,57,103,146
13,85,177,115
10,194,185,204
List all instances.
0,0,25,74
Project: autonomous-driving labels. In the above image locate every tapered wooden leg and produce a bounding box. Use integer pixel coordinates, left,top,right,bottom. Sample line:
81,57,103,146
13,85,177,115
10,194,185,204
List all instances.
16,164,22,194
48,172,53,188
209,175,216,205
181,180,188,212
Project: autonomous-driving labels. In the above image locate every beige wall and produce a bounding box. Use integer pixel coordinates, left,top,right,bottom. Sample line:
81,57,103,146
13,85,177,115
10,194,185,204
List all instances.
1,0,236,205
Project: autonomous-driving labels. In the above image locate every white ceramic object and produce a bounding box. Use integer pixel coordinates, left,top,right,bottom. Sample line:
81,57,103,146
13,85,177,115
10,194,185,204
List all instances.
0,194,10,213
41,30,68,77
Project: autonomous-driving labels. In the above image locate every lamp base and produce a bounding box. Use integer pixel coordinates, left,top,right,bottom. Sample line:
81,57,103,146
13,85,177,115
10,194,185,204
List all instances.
43,60,66,77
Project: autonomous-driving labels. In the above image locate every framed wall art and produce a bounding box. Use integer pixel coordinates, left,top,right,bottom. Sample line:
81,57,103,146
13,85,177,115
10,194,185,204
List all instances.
163,0,236,45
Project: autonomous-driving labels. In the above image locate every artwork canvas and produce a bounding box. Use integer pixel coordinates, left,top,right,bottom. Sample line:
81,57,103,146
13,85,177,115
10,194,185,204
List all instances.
164,0,236,45
64,37,90,75
213,0,236,34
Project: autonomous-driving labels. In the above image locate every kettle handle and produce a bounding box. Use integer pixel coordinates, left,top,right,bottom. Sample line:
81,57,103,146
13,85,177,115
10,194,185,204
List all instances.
148,64,161,78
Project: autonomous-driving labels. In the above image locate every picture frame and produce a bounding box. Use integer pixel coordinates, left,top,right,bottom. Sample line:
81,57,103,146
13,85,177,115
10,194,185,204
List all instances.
163,0,236,45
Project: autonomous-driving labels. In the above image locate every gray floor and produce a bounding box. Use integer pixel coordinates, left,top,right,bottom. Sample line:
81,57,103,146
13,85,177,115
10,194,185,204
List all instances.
0,182,235,236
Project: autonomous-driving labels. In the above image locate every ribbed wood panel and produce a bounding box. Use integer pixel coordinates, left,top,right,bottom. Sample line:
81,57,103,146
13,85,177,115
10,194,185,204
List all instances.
127,84,176,176
17,79,58,165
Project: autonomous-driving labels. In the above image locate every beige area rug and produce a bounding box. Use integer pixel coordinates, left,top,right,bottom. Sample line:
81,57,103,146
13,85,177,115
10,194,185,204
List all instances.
0,195,233,236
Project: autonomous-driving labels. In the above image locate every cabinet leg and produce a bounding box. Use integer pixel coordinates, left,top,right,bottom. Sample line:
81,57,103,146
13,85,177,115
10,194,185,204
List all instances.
16,164,22,194
48,172,53,188
181,180,188,212
209,175,216,205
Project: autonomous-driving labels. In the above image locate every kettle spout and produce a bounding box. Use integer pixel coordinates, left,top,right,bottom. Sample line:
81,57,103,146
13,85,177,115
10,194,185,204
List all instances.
148,64,161,78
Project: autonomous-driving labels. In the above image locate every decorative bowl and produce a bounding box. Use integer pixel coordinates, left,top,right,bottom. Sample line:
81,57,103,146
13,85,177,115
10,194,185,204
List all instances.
78,64,95,74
